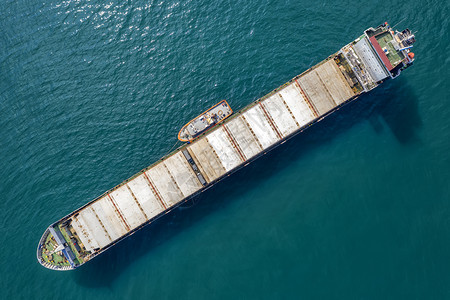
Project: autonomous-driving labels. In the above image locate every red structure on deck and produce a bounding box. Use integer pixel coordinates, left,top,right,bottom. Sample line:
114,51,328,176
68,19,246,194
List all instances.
369,36,394,71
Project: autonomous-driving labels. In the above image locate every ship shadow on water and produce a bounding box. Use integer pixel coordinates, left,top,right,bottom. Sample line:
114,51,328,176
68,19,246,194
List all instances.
72,77,421,287
367,78,422,144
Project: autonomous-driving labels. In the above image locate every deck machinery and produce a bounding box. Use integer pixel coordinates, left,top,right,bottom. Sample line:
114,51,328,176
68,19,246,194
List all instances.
37,23,415,270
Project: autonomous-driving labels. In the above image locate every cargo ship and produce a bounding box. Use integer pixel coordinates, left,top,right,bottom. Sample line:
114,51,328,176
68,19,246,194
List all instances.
37,22,415,270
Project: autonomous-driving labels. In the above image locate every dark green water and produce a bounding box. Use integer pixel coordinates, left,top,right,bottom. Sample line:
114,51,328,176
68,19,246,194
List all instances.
1,0,449,299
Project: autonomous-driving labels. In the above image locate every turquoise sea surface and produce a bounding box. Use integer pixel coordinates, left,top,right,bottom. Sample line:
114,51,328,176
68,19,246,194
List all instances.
1,0,449,299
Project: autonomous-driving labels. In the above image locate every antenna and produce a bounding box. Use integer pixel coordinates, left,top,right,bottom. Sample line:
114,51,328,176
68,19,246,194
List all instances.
391,17,407,29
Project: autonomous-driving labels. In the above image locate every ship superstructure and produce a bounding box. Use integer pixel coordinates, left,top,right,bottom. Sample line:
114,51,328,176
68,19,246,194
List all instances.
37,23,415,270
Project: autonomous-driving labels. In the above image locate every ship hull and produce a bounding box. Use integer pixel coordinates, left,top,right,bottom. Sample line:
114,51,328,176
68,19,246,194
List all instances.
37,23,415,270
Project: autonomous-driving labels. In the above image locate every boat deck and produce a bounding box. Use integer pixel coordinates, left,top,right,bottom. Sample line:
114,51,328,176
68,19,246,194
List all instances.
186,101,232,136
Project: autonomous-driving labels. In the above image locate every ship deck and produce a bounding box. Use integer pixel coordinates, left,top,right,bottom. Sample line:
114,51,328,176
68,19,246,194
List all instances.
375,31,404,67
36,28,392,270
186,101,232,136
38,57,357,267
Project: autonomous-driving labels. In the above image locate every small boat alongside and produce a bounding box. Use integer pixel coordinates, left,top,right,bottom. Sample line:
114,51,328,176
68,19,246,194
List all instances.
178,100,233,142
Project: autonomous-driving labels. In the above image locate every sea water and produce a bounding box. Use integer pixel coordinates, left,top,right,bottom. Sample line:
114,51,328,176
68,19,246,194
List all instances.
1,0,449,298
